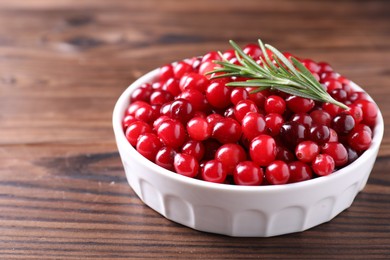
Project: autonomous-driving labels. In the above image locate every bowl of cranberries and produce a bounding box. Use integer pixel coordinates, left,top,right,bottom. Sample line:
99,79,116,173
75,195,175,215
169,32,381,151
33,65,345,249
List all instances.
113,41,383,237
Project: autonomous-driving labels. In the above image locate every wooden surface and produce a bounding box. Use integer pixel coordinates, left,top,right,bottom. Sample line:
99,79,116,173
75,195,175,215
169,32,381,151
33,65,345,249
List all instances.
0,0,389,259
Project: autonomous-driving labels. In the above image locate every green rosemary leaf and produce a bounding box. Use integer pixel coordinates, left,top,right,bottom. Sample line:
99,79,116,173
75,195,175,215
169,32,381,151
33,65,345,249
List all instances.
265,44,301,79
209,38,349,110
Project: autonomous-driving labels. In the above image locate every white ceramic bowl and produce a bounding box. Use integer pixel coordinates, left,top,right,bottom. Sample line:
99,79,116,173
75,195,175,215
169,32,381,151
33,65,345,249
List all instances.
113,68,384,237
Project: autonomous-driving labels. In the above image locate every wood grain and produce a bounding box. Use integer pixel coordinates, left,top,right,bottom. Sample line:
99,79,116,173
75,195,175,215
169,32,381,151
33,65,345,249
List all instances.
0,0,389,259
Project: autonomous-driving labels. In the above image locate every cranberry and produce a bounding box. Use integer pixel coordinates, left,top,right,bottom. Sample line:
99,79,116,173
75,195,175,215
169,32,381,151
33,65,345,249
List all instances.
153,115,171,130
181,140,205,161
178,89,209,112
348,127,372,151
162,78,181,96
179,72,209,92
312,154,335,176
265,113,284,136
231,88,249,105
205,82,232,109
348,105,363,125
286,96,315,113
291,113,313,127
199,61,221,79
354,100,378,127
234,100,259,122
174,153,199,178
150,90,173,105
330,89,348,102
265,161,290,185
234,161,263,185
212,118,242,144
309,125,331,144
157,119,187,149
241,112,267,141
247,88,267,109
222,49,236,60
265,95,286,114
201,160,228,183
122,115,137,130
168,99,194,124
318,62,333,73
280,121,309,149
136,133,163,161
160,64,174,82
322,102,342,117
322,142,348,167
329,128,339,142
130,83,153,102
332,113,355,134
134,102,158,123
346,146,359,164
173,61,192,79
186,117,211,141
126,101,149,116
215,143,247,174
155,147,176,171
125,121,152,146
323,79,342,92
310,110,332,127
276,146,295,162
201,51,220,63
295,141,320,163
243,43,262,59
206,113,223,128
249,135,276,166
288,161,313,183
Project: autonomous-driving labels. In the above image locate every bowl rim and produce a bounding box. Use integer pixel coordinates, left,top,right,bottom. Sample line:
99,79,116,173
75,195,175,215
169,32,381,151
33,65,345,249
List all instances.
113,67,384,193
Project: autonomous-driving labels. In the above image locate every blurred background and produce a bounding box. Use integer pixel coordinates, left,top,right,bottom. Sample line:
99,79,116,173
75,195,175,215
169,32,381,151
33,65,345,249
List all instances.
0,0,389,258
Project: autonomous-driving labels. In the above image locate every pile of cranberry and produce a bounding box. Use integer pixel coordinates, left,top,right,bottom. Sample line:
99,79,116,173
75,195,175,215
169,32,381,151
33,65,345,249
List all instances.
122,43,378,186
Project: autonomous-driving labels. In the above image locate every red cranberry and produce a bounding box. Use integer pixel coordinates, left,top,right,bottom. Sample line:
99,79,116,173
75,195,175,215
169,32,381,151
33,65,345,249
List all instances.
329,128,339,142
286,96,315,113
160,64,174,82
162,78,181,96
178,89,209,112
265,113,284,136
234,161,263,185
205,82,232,109
241,112,266,141
174,153,199,178
179,72,209,92
276,146,295,162
234,100,259,122
243,43,262,59
157,119,187,149
201,51,221,63
288,161,313,183
212,118,242,144
230,88,249,105
280,121,309,149
155,147,176,171
348,105,363,125
125,121,152,146
201,160,228,183
249,135,276,166
312,154,335,176
181,140,205,161
348,127,372,151
332,113,355,134
173,61,193,79
265,95,286,114
310,125,331,144
310,110,332,127
168,99,194,124
215,143,247,174
186,117,211,141
324,79,342,92
247,88,267,109
330,89,348,102
150,90,173,105
354,100,378,127
322,142,348,167
295,141,320,163
130,83,153,102
122,115,137,130
136,133,163,161
291,113,313,128
265,161,290,185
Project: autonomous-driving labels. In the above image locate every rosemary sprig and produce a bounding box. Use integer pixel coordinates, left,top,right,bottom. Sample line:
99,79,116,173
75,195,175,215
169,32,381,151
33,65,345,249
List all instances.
207,39,349,110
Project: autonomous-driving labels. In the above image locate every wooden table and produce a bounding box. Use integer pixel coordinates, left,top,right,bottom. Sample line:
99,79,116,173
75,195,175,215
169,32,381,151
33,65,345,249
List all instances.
1,0,389,259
